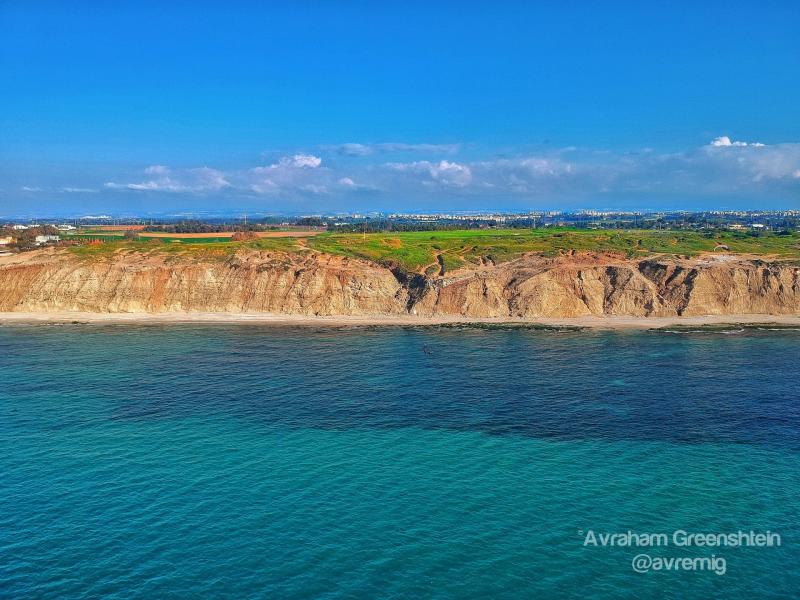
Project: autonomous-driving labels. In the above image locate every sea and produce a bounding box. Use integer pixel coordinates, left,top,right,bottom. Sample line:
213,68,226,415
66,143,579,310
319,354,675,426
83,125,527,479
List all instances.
1,323,798,599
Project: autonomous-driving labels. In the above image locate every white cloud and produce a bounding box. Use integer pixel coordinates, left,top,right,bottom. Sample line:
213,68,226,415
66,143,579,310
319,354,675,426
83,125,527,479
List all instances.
379,142,460,154
249,181,278,194
247,154,327,195
253,154,322,170
105,166,230,192
251,154,321,176
433,160,472,186
710,136,766,148
479,157,574,177
336,176,375,191
288,154,322,168
696,140,800,184
388,160,473,186
83,137,800,204
330,142,459,156
434,156,578,194
21,186,43,192
192,167,231,189
335,143,372,156
61,187,97,193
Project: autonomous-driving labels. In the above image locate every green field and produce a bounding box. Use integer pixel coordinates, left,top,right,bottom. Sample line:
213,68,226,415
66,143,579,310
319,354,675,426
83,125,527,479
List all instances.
309,229,800,272
66,229,800,272
68,233,235,244
66,236,300,259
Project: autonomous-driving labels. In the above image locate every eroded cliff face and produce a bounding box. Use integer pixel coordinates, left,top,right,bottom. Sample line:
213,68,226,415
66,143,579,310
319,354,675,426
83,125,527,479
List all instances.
0,250,407,316
413,253,800,318
1,248,798,318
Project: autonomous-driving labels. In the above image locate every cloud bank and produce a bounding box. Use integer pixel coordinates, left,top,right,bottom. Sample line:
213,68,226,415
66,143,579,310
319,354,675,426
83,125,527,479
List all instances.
20,136,800,210
329,142,460,156
710,136,766,148
106,166,230,193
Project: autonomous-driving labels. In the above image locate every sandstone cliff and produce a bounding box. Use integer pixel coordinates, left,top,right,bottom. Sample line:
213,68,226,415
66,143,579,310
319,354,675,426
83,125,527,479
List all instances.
0,248,798,318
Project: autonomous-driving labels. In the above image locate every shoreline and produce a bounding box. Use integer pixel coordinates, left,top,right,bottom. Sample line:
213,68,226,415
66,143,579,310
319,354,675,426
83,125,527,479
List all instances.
1,311,800,329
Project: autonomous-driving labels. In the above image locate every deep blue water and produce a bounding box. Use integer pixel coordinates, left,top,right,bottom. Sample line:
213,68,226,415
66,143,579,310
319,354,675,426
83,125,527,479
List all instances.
1,324,798,598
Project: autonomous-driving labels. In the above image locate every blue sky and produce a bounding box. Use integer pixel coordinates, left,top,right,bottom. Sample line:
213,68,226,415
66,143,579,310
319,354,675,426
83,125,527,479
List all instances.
1,1,799,216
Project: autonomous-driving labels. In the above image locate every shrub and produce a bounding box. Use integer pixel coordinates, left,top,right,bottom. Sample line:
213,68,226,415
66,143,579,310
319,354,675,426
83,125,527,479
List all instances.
231,231,259,241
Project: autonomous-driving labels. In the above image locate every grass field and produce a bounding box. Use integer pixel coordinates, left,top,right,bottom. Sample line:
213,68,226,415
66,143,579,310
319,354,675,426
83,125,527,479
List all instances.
69,233,236,244
69,229,319,241
309,229,800,272
67,236,300,258
66,228,800,272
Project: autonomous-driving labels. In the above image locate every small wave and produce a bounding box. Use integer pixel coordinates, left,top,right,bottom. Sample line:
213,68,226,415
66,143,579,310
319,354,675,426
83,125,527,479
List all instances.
657,324,800,335
430,322,585,332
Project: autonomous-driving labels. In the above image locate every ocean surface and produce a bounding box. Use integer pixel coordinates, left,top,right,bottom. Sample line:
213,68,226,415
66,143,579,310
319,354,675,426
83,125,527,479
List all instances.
1,323,798,599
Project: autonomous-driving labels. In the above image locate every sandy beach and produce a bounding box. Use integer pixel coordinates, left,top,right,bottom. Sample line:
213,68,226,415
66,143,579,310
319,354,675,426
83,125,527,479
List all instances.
2,311,799,329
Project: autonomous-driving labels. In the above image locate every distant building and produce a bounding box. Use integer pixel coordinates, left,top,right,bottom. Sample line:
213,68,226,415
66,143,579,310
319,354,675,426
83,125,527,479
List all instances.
35,235,60,245
0,236,13,245
12,224,28,230
57,224,77,231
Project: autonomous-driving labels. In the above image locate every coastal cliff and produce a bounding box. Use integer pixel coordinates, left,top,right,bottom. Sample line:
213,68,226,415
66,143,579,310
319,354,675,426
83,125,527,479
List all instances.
0,248,798,318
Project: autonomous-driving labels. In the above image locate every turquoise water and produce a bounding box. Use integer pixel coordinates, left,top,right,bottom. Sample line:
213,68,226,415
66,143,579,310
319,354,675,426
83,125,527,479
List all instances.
1,324,798,598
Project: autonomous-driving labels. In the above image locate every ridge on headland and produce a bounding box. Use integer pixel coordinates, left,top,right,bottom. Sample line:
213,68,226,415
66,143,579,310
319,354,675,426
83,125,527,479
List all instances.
1,228,798,320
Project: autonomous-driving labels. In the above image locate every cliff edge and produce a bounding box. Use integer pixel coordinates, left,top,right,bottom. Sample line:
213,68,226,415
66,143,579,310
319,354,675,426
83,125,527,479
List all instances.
0,248,798,318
